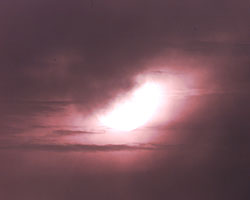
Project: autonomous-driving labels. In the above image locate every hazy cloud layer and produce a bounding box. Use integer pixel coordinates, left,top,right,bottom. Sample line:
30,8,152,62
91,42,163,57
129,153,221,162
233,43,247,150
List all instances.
0,0,249,114
52,129,101,136
0,142,179,152
0,0,250,199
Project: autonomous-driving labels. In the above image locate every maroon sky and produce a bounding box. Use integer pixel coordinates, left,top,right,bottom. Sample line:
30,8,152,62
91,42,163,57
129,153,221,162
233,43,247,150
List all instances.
0,0,250,199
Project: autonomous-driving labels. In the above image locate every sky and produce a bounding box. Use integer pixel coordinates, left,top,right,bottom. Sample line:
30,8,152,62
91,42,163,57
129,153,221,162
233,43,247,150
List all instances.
0,0,250,199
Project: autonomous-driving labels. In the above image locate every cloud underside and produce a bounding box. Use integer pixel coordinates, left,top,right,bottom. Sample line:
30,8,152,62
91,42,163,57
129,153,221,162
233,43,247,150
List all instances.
0,142,178,152
0,0,249,162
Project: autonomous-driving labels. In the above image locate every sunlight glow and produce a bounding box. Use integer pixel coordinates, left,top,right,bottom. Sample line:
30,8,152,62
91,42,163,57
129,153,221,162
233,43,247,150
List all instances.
99,82,164,132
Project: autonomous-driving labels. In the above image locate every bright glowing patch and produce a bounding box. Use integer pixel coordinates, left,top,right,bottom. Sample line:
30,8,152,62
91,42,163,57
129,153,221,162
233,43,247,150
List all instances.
99,82,163,131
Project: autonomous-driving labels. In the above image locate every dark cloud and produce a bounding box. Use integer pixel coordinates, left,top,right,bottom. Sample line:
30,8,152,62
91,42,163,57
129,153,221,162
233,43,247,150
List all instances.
52,129,103,136
0,100,71,136
0,0,249,113
0,0,250,199
0,0,249,135
0,141,178,152
0,140,249,200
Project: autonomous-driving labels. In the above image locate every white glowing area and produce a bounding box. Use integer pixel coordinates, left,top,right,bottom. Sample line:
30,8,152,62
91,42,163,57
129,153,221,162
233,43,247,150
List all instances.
99,82,164,131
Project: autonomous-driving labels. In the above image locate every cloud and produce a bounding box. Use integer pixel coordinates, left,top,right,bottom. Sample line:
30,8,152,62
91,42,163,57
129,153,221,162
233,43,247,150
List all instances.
52,129,103,136
0,142,179,152
0,0,249,114
0,1,250,199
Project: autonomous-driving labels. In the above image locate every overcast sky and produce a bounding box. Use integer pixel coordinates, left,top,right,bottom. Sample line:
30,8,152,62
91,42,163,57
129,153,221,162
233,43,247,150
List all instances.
0,0,250,199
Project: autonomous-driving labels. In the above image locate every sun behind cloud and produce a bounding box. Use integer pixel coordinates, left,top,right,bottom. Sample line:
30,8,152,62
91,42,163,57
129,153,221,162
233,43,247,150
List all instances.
99,81,164,132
